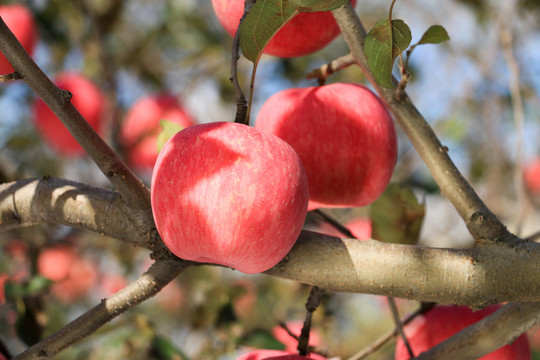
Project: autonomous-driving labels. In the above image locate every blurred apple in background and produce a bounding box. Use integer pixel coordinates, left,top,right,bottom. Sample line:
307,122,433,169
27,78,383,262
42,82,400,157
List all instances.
236,349,327,360
151,122,309,274
211,0,357,58
38,244,98,303
256,83,396,211
119,94,195,172
0,4,37,74
395,304,531,359
523,158,540,195
314,217,372,240
33,72,106,157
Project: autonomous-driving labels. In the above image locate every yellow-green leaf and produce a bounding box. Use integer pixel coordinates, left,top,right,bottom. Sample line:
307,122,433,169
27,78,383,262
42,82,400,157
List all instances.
156,120,184,153
418,25,450,45
290,0,349,12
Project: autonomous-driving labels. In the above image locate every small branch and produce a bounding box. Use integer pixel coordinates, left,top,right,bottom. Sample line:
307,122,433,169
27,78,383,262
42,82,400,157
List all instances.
387,297,414,358
415,302,540,360
331,4,514,244
13,256,190,360
231,0,255,125
312,209,355,238
0,17,151,214
0,178,159,251
306,53,355,85
297,286,325,356
347,303,435,360
0,71,21,82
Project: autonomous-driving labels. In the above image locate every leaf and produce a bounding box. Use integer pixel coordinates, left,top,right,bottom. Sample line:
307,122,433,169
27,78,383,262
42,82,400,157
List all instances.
156,120,184,153
364,19,412,88
417,25,450,45
369,183,425,245
152,335,190,360
239,0,298,62
290,0,349,12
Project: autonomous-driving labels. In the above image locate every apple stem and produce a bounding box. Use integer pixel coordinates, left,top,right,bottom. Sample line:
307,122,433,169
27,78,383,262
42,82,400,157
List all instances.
297,286,325,356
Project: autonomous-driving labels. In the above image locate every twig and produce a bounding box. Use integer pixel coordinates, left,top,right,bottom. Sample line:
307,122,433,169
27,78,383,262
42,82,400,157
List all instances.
331,4,515,244
387,297,414,358
0,71,21,82
231,0,255,125
13,256,190,360
297,286,325,356
346,303,435,360
312,209,355,238
0,17,151,214
306,53,355,85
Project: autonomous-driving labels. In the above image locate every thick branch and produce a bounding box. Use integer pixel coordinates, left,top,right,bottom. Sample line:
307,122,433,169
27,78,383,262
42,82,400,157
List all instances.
13,257,190,360
266,231,540,308
0,178,159,251
416,302,540,360
0,17,151,214
331,4,511,243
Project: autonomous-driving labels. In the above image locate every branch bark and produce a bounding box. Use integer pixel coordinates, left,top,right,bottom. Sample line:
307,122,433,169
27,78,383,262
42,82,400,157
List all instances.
331,4,512,244
0,17,151,215
13,256,190,360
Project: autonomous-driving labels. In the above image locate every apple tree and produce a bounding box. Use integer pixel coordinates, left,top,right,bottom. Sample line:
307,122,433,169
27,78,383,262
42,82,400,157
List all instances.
0,0,540,359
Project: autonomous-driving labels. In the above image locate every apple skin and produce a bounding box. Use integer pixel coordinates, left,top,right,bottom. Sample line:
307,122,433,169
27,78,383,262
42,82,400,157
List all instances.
395,305,531,360
237,349,327,360
272,321,322,353
315,217,372,240
255,83,396,211
211,0,357,58
120,94,195,171
0,5,37,74
33,72,106,157
151,122,309,274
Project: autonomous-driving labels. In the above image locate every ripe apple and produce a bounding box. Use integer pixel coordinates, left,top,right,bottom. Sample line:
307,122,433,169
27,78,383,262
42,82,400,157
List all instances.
33,72,106,157
237,349,327,360
0,5,37,74
272,321,322,353
315,217,372,240
37,244,98,303
119,94,195,171
395,304,531,359
523,159,540,195
255,83,396,211
211,0,357,58
151,122,309,274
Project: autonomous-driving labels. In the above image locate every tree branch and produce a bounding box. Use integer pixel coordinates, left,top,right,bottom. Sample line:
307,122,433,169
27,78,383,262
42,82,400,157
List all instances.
13,256,190,360
0,17,151,215
0,178,159,251
266,231,540,307
331,4,512,243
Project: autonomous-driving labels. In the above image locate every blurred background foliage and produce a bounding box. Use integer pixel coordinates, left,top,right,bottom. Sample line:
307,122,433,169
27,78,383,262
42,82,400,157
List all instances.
1,0,540,359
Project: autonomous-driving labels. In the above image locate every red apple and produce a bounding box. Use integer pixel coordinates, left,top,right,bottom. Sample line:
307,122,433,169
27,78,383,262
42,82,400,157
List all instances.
120,94,195,171
0,273,8,305
315,217,372,240
255,83,396,211
151,122,309,274
272,321,322,353
0,5,37,74
33,72,106,157
523,159,540,195
395,304,531,359
237,349,327,360
211,0,357,58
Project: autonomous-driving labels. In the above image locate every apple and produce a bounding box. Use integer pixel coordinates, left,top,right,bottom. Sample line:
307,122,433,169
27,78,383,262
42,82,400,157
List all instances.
272,321,322,353
119,94,195,171
33,72,106,157
395,304,531,359
255,83,396,211
0,273,8,305
38,244,98,303
151,122,309,274
315,217,372,240
523,159,540,195
211,0,357,58
237,349,327,360
0,4,37,74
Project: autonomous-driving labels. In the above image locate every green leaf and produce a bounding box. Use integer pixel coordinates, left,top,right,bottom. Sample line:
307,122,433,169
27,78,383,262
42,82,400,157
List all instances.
369,183,425,245
239,0,298,62
290,0,349,12
156,120,184,153
152,335,190,360
364,19,412,88
417,25,450,45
